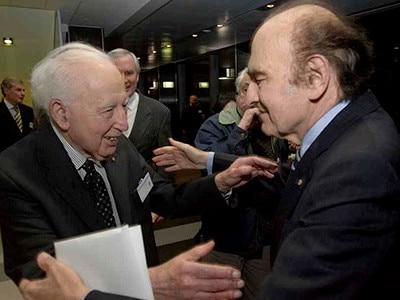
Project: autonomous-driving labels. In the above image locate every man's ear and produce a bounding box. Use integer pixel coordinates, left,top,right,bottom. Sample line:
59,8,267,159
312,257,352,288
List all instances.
49,99,69,131
304,54,330,101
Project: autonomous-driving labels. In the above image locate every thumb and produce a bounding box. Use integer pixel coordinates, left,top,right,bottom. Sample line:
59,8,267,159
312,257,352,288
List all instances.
19,278,31,291
36,252,55,272
185,240,215,261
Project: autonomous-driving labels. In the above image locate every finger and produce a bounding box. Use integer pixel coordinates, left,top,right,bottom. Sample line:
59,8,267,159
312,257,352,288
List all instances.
193,281,244,299
189,260,242,280
36,252,55,272
181,240,215,262
153,146,174,155
164,165,179,172
19,278,32,293
169,138,188,150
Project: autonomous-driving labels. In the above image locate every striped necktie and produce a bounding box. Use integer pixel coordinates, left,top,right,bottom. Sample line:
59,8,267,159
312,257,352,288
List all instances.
12,106,23,132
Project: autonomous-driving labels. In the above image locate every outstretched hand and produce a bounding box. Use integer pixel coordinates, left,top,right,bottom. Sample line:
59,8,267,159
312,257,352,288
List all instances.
153,138,208,172
149,240,244,299
215,155,278,192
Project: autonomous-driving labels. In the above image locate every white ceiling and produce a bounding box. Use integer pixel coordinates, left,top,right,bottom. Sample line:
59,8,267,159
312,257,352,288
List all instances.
0,0,151,35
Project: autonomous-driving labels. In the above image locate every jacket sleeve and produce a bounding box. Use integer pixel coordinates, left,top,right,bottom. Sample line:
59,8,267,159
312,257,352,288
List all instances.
194,116,249,155
85,290,141,300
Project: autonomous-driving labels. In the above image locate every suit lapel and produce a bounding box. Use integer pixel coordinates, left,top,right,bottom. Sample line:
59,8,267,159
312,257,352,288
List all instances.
104,150,135,225
129,95,151,143
36,124,106,231
0,100,22,134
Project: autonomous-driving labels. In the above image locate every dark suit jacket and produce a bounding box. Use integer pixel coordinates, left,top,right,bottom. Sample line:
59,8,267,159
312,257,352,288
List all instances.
254,91,400,299
128,93,171,163
0,99,34,152
0,123,225,286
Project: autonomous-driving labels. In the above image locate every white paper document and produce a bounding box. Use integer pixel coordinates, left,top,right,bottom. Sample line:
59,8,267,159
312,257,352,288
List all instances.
55,225,154,300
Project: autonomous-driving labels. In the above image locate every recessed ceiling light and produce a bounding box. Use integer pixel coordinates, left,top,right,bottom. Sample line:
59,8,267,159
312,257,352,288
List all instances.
152,50,157,54
266,4,275,8
202,29,212,33
216,24,223,28
3,37,13,46
192,33,198,38
166,44,171,48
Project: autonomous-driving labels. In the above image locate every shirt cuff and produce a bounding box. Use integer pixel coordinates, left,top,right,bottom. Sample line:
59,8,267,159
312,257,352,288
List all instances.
206,152,215,175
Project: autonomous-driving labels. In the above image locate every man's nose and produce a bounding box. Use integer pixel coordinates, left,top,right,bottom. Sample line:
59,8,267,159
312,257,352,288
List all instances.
246,81,259,104
116,107,129,132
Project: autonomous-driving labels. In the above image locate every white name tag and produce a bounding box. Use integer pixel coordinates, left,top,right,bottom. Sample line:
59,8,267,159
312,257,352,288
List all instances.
137,172,153,202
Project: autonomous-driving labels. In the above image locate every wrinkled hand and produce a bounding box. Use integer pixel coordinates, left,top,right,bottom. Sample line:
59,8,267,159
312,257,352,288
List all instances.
19,252,89,300
215,155,278,192
149,240,244,300
153,138,208,172
238,107,259,131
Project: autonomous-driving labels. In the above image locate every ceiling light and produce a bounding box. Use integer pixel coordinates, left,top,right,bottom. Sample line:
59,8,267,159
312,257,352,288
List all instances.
266,4,275,8
3,37,13,46
192,33,198,38
202,29,212,33
216,24,223,28
166,44,171,48
152,50,157,54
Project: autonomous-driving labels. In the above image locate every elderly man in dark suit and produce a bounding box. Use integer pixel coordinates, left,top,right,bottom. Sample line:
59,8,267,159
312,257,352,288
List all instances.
0,42,278,300
0,77,34,152
107,48,172,179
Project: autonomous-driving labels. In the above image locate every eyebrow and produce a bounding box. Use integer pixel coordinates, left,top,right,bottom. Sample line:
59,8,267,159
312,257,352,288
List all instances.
248,68,269,81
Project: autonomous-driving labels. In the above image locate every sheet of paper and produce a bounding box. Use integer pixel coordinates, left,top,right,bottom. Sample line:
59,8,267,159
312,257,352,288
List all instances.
55,225,154,300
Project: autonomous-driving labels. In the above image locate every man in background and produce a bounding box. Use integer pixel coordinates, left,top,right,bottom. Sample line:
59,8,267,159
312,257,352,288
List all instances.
107,48,172,179
0,77,34,152
180,94,207,145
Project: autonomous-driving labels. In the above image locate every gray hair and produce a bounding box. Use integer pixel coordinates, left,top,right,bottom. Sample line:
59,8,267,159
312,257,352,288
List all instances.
107,48,141,73
1,77,23,97
31,42,111,123
235,67,248,94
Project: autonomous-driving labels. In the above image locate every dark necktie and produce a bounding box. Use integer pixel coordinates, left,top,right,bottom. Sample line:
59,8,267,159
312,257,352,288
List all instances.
12,106,23,132
82,160,116,228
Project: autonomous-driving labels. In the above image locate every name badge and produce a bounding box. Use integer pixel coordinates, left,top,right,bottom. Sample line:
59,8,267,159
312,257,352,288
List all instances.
137,172,153,202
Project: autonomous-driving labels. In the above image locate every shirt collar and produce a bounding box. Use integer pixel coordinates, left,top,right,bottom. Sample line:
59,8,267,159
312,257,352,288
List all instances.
51,124,101,170
126,92,139,110
300,99,350,157
4,98,16,109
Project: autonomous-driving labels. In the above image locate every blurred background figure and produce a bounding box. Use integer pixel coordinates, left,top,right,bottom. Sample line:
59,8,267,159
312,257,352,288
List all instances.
211,92,237,115
0,77,34,152
180,94,207,145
